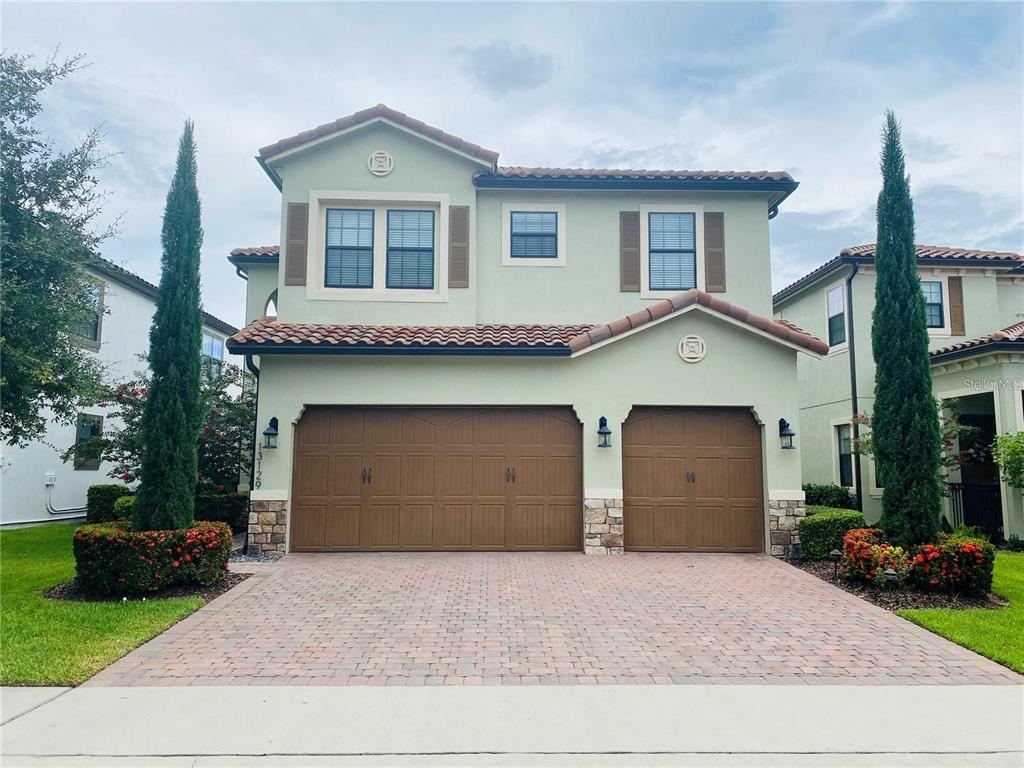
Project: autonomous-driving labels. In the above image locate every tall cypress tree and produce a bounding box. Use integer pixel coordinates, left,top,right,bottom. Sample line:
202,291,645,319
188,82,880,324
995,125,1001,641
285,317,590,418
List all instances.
871,111,941,547
133,122,203,530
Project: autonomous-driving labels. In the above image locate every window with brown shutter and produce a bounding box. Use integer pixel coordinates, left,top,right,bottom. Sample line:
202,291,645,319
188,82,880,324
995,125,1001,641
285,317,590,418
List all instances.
449,205,470,288
704,212,726,292
948,276,965,336
620,211,640,292
284,202,309,286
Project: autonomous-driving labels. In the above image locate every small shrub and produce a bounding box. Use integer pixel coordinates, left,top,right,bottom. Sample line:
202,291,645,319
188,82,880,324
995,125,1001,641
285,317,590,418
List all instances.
910,539,995,595
1005,535,1024,553
194,493,249,531
841,528,885,581
869,544,911,586
85,484,133,523
112,494,135,520
73,521,232,595
802,483,858,510
800,507,866,560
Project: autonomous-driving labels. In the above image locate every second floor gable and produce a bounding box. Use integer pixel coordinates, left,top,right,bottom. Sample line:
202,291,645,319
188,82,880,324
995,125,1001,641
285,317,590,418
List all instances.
233,105,797,326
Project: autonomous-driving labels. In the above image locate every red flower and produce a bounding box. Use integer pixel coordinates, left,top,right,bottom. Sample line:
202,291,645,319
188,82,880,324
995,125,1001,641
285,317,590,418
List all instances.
172,561,180,568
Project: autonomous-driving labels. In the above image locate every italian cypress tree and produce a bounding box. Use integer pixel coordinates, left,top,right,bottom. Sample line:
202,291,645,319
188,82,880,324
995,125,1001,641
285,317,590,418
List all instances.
870,111,941,547
133,122,203,530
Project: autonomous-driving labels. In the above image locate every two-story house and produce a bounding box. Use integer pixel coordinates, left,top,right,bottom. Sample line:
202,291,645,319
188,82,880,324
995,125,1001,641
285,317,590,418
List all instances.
773,245,1024,540
226,104,828,557
0,260,237,526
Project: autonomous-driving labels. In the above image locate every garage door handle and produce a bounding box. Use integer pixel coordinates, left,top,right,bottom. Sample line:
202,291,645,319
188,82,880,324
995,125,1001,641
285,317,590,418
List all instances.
367,466,372,485
505,467,511,483
512,467,516,483
360,467,367,484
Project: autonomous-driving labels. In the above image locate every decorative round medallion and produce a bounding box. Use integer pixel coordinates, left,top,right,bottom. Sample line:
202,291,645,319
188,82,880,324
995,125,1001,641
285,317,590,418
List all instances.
367,150,394,176
678,334,707,363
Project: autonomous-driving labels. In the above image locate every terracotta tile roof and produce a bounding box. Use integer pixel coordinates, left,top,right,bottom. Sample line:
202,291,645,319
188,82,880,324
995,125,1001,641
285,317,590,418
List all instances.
567,290,828,355
931,322,1024,361
230,245,280,258
258,104,499,164
493,167,795,182
773,244,1024,305
228,291,827,357
840,244,1022,261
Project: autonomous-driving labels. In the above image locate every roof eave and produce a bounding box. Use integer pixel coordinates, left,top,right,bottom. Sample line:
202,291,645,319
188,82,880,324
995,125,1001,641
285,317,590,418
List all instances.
474,175,799,195
257,155,283,191
224,342,572,357
930,341,1024,365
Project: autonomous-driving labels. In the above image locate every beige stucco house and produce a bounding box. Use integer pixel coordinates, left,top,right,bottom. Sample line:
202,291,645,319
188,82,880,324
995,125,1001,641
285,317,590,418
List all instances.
227,104,827,557
773,245,1024,540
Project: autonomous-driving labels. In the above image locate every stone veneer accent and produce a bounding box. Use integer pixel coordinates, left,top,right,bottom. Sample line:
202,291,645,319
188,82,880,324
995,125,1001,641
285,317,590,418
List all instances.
769,498,807,558
248,500,287,557
584,498,624,555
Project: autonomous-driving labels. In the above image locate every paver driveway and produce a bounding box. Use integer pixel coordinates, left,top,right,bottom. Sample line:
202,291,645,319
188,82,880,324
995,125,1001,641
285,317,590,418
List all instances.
87,553,1021,686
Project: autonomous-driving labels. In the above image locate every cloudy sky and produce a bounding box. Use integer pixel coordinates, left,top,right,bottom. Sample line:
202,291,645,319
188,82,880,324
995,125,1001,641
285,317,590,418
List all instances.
5,1,1022,328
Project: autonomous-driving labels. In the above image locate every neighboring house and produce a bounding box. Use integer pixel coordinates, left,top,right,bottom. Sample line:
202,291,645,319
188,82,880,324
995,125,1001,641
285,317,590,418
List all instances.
773,245,1024,540
0,260,238,526
226,104,827,558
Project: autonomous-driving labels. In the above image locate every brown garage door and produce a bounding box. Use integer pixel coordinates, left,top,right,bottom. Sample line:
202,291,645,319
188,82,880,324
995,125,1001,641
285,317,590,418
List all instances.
623,407,764,552
291,407,582,551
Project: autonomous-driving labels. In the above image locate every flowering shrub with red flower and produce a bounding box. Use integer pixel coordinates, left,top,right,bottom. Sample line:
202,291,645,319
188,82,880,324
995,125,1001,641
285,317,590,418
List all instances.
910,539,995,595
841,528,884,581
73,521,232,595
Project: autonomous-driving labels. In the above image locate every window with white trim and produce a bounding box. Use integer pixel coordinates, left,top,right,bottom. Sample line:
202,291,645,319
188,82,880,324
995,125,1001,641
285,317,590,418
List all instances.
648,212,697,291
202,333,224,378
325,209,374,289
826,285,846,346
836,424,853,487
921,281,944,328
75,282,103,350
386,210,435,289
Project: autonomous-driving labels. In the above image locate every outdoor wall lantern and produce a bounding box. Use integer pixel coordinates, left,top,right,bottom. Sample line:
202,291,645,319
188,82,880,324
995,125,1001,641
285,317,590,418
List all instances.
597,417,612,448
262,417,279,450
778,418,796,450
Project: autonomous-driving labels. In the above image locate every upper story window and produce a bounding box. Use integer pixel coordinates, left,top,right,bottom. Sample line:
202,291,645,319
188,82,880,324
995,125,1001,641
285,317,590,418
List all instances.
826,284,846,347
325,208,374,289
648,212,697,291
202,332,224,377
386,210,435,289
510,211,558,259
74,414,103,471
75,282,103,351
921,280,944,328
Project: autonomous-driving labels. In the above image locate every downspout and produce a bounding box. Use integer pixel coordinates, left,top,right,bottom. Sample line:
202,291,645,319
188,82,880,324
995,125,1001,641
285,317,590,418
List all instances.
244,353,260,554
845,263,863,510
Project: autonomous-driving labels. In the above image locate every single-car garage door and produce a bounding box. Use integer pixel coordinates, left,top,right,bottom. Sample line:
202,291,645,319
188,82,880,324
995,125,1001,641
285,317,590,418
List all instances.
623,407,764,552
291,407,582,551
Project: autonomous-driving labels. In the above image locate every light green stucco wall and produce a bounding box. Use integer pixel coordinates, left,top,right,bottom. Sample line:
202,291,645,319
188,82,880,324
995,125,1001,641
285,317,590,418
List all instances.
244,264,278,324
251,311,806,537
776,266,1023,530
254,120,780,327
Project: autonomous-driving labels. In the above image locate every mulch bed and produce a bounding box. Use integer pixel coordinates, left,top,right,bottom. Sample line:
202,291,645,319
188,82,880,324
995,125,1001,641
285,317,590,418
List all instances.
793,559,1004,611
45,571,251,604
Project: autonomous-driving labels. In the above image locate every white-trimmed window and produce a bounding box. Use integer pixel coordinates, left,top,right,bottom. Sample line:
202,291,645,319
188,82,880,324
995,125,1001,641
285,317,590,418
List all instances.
921,280,945,329
836,424,854,488
639,204,704,298
826,284,846,347
501,203,566,266
307,191,449,303
75,282,103,352
202,332,224,377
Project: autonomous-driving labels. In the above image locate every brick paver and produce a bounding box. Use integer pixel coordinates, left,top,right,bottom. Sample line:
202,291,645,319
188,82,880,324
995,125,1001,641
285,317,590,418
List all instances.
86,553,1022,686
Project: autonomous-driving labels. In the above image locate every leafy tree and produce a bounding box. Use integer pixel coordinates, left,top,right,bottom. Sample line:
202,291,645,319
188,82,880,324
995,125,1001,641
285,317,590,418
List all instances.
869,111,942,547
133,122,203,530
69,360,255,493
0,53,110,444
993,432,1024,490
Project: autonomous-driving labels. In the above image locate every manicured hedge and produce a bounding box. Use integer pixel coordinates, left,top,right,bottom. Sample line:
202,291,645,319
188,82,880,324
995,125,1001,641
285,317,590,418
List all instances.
195,493,249,531
85,484,133,523
73,521,232,595
802,483,858,510
112,494,135,520
800,507,866,560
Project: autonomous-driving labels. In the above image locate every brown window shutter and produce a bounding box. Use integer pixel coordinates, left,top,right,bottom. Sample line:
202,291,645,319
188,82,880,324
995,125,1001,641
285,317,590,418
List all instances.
948,276,965,336
448,205,470,288
620,211,640,292
704,212,726,292
284,203,309,286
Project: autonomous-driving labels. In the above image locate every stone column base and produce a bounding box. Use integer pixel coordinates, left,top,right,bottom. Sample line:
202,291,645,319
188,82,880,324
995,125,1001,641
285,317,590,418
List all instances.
584,498,624,555
769,498,806,558
248,500,287,557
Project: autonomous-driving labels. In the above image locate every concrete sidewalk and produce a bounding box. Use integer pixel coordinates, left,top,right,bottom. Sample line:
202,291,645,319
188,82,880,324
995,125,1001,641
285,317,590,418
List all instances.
1,685,1022,766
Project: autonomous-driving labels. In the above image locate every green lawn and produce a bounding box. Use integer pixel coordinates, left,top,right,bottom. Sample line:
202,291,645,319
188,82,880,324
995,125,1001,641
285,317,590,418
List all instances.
899,551,1024,674
0,522,202,685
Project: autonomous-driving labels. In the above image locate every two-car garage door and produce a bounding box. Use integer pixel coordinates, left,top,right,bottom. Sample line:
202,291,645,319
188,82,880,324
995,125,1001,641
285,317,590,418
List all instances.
291,407,583,551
